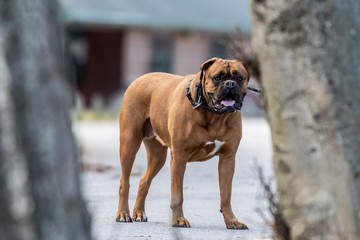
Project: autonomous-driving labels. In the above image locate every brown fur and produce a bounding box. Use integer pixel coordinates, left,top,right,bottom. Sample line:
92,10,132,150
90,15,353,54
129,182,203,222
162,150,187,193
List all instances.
116,58,249,229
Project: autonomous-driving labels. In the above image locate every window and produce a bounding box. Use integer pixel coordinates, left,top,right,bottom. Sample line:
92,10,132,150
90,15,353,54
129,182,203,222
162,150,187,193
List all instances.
151,33,174,73
210,38,228,59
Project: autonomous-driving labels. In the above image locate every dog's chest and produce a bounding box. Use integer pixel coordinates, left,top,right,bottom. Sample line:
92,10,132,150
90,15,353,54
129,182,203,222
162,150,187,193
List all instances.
188,139,226,162
204,140,225,157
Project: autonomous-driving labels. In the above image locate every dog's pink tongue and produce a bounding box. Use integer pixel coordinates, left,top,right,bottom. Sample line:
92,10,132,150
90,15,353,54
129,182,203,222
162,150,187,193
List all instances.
221,100,236,107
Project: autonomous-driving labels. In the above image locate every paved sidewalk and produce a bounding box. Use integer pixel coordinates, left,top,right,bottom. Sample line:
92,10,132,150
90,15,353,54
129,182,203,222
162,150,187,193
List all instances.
74,118,274,240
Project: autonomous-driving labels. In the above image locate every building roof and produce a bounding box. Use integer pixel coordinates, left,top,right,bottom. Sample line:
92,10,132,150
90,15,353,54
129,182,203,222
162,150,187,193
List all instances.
59,0,251,34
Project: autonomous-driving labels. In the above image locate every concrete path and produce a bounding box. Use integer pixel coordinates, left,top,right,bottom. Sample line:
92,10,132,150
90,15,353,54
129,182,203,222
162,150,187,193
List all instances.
74,118,274,240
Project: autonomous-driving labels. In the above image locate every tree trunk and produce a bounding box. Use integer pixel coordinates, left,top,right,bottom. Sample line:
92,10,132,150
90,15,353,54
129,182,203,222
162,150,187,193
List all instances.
0,0,91,239
251,0,360,239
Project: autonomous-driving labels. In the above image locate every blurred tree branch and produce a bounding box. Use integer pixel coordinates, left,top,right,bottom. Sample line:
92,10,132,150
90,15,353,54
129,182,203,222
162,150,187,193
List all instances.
230,29,261,82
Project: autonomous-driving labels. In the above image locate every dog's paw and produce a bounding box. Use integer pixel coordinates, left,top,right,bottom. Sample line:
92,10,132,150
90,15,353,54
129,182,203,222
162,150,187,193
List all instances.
225,219,248,230
132,210,148,222
172,217,191,228
116,212,132,223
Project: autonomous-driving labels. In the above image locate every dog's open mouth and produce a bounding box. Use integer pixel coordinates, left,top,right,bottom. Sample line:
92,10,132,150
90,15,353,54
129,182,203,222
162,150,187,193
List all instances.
209,94,245,113
220,99,236,107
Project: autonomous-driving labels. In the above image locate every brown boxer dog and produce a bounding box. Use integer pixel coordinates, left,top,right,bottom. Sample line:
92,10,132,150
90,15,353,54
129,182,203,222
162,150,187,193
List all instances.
116,57,249,230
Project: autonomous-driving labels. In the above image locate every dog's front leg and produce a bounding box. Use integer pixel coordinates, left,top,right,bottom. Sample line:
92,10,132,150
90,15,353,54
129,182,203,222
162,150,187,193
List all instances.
170,151,190,227
218,156,248,230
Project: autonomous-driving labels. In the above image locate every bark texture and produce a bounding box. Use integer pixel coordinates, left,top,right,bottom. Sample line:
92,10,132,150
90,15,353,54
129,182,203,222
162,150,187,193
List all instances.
0,0,91,239
251,0,360,239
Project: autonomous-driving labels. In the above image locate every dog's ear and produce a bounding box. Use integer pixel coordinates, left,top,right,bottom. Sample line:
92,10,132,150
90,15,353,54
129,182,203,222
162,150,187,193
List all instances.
235,60,250,82
241,62,251,82
200,57,219,80
200,57,219,72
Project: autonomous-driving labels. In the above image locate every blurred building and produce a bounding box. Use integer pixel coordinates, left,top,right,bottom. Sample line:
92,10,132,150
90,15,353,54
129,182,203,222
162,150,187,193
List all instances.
59,0,256,113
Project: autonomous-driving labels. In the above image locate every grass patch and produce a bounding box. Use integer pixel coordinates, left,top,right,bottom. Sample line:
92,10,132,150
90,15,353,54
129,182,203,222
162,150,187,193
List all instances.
73,110,118,121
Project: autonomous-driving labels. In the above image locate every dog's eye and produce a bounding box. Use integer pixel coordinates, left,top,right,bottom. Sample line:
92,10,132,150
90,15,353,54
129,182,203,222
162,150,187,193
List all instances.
236,76,243,82
213,76,221,82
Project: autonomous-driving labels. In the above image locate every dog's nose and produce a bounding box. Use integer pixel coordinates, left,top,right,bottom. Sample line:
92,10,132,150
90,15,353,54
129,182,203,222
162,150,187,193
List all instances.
224,80,236,89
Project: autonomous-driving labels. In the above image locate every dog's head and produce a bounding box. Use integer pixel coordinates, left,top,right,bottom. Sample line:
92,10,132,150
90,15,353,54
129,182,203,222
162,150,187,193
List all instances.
200,57,249,113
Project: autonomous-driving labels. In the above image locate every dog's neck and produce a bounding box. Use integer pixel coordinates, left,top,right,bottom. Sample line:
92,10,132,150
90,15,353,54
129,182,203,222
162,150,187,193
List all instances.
186,78,215,113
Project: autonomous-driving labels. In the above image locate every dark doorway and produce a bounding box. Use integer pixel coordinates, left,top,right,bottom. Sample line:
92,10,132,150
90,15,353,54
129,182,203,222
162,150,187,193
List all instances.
79,29,123,106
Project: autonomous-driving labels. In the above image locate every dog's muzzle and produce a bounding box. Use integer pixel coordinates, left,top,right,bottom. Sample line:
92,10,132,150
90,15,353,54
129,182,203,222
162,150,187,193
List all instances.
210,80,246,113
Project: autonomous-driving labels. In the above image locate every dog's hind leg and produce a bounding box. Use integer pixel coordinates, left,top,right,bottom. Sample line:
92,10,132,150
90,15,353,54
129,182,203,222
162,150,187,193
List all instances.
132,136,167,222
116,115,144,222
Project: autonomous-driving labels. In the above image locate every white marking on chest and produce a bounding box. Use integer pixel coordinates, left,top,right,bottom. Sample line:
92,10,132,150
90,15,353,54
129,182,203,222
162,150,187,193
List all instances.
155,135,167,147
205,140,225,157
